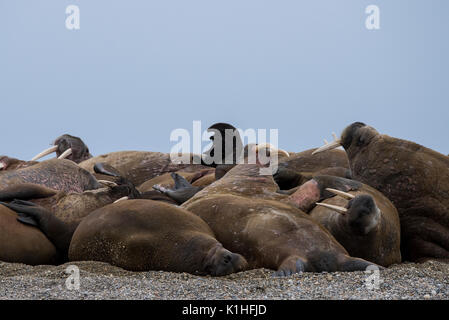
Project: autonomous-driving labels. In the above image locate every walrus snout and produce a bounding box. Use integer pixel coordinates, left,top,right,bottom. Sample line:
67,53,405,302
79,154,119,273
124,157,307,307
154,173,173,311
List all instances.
347,195,381,235
208,247,248,276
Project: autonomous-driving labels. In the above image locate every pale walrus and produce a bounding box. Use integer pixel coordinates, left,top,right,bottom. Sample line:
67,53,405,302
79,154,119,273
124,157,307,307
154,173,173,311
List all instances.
3,200,248,276
181,145,379,275
312,122,449,262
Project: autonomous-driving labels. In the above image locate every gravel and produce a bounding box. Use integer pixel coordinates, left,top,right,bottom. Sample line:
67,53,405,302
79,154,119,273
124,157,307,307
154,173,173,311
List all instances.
0,260,447,300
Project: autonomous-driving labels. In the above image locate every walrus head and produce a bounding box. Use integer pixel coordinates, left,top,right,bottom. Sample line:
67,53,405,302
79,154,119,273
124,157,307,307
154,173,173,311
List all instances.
31,134,92,164
94,162,142,202
317,192,381,236
203,123,244,167
202,243,248,276
0,156,20,171
312,122,379,157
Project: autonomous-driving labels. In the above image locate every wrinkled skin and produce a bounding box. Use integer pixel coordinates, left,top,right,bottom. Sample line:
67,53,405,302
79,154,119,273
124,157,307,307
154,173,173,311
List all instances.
0,159,101,193
68,200,248,275
317,122,449,262
0,182,140,224
182,162,379,275
305,176,401,267
0,204,58,265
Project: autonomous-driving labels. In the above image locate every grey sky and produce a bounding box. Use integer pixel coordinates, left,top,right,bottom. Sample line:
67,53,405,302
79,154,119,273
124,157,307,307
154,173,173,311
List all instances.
1,0,448,160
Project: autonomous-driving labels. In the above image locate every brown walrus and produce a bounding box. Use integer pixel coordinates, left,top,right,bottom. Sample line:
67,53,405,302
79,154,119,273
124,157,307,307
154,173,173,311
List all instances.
312,122,449,262
0,159,101,194
297,175,402,267
137,168,214,193
31,134,92,164
0,156,38,172
3,199,248,276
79,151,210,186
181,146,379,275
1,135,91,173
274,148,351,190
0,204,57,265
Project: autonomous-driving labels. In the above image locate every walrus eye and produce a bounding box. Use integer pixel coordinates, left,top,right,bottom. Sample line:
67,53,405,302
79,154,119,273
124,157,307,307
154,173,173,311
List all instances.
357,136,364,146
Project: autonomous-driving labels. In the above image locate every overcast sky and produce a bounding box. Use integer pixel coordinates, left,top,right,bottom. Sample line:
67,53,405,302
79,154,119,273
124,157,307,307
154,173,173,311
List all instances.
1,0,448,160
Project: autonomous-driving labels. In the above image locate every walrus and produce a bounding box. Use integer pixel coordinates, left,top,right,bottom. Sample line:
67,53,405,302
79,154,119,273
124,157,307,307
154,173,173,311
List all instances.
201,122,244,167
3,200,248,276
137,168,214,193
31,134,92,164
0,156,38,172
0,204,58,265
78,151,211,186
1,135,91,172
312,122,449,262
181,145,379,275
0,168,141,224
274,148,351,190
0,158,101,193
294,176,402,267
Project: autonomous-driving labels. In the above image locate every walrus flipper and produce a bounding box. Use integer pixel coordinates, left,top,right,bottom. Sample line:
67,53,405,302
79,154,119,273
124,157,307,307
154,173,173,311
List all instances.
171,172,193,190
152,173,203,205
274,256,307,277
0,200,41,227
0,200,76,259
16,212,39,227
0,183,57,201
94,162,122,177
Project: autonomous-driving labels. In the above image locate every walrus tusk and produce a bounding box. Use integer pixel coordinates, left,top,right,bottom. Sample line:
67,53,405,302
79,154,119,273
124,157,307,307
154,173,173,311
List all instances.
31,145,58,161
325,188,355,199
323,139,329,145
332,132,338,140
114,196,129,203
255,143,290,158
58,148,73,160
98,180,118,188
315,202,348,214
312,139,341,155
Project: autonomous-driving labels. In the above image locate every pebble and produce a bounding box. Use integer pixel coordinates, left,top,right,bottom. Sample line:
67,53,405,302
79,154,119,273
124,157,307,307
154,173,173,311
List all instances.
0,260,448,300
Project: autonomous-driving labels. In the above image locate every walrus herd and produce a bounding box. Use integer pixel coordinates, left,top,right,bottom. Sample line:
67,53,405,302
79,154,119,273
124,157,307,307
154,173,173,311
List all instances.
0,122,448,277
